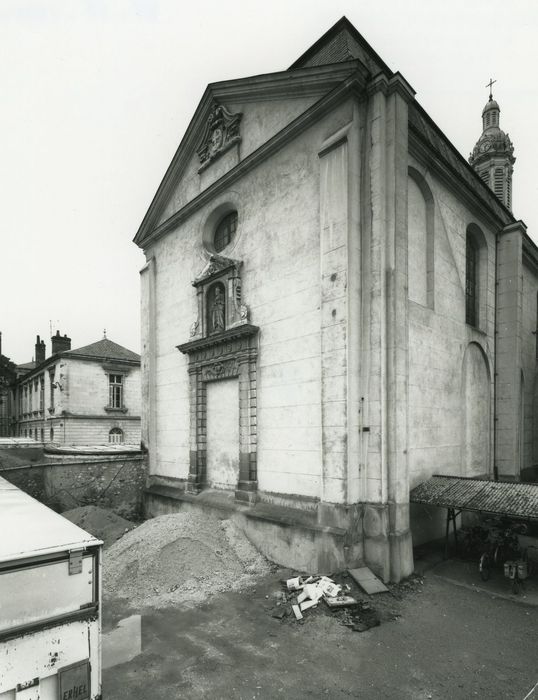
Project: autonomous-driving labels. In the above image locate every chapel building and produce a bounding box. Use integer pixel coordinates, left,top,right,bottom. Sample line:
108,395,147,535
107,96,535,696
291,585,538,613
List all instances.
134,18,538,581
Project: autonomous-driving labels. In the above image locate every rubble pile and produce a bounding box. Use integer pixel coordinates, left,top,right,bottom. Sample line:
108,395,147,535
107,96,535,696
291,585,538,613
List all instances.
103,512,272,607
268,570,402,632
61,505,135,549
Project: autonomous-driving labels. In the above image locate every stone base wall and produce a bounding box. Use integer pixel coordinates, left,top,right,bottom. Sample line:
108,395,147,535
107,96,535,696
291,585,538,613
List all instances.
0,454,147,520
145,481,414,582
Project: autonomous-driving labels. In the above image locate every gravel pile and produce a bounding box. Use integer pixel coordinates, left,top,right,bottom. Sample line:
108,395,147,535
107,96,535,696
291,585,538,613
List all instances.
61,505,135,549
103,512,272,607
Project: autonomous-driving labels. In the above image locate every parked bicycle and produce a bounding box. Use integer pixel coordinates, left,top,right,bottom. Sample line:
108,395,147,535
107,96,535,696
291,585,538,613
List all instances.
478,520,528,593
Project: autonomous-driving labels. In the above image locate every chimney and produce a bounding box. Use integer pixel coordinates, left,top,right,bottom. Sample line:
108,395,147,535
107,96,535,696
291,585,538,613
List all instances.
35,335,46,364
51,330,71,355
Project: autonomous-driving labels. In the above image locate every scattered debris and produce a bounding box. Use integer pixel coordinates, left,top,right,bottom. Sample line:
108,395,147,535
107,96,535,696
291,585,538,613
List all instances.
271,568,422,633
348,567,389,594
324,595,358,609
291,604,303,620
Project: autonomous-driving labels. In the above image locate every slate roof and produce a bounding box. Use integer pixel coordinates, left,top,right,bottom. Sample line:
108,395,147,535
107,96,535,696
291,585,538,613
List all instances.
64,338,140,363
410,475,538,521
16,361,36,371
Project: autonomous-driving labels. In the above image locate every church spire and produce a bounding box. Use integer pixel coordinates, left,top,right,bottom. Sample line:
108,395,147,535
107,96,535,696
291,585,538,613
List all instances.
469,80,515,211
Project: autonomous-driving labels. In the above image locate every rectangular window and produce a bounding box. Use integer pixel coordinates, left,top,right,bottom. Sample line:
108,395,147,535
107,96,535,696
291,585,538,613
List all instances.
40,377,44,411
49,370,55,409
109,374,123,409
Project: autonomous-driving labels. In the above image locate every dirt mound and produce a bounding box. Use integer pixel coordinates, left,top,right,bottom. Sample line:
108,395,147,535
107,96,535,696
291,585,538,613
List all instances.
103,512,272,607
61,505,135,548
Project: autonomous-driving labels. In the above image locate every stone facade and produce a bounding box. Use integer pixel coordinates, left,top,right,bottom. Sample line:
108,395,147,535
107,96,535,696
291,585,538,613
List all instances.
11,335,141,447
134,18,538,581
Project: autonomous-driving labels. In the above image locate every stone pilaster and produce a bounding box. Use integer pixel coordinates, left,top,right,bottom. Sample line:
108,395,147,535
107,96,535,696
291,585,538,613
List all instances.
495,221,525,480
363,72,415,582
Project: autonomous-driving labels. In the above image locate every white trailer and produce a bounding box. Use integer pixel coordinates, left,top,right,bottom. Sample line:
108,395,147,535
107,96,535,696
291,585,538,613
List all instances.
0,476,102,699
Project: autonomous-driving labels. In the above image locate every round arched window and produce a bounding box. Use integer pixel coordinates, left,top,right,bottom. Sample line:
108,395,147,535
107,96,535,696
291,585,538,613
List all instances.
109,427,124,444
214,211,238,252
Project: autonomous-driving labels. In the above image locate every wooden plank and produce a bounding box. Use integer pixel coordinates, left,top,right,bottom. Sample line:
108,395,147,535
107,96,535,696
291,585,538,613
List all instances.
348,567,388,594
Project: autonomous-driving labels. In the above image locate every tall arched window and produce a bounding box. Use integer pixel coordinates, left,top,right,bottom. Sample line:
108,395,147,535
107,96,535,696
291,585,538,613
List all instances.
465,234,478,326
465,224,487,330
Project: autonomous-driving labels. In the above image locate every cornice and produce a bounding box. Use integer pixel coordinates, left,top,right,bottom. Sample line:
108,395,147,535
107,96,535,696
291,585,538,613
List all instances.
502,220,527,236
137,73,366,250
503,222,538,275
209,61,364,103
60,412,141,421
366,71,415,102
14,353,139,385
177,323,259,355
409,122,513,233
67,354,140,366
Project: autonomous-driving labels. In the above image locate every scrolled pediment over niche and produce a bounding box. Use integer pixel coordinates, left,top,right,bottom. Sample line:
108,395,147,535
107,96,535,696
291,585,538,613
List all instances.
197,102,242,172
188,254,250,340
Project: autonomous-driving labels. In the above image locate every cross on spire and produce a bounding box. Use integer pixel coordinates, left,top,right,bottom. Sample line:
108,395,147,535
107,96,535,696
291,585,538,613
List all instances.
103,328,107,339
486,78,497,101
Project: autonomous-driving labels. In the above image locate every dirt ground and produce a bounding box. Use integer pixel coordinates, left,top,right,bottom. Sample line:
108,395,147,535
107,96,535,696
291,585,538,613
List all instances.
102,563,538,699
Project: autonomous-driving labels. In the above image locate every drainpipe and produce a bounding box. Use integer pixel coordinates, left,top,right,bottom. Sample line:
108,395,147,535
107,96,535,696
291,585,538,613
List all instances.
493,233,498,482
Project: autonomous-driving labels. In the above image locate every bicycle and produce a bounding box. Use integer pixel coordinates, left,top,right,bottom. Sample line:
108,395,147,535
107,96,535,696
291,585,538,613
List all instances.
478,520,528,593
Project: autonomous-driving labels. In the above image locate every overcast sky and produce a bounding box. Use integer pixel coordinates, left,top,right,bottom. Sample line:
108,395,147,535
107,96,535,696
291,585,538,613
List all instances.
1,0,537,363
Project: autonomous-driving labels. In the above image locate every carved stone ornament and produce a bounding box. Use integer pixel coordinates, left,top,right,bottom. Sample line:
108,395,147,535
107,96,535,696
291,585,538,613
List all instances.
197,102,242,171
189,254,250,340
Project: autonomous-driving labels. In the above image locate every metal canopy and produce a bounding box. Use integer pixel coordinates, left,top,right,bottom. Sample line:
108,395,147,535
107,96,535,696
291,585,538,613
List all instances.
410,475,538,522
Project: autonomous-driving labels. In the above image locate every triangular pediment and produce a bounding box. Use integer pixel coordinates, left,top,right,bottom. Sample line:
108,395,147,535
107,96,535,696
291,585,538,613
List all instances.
133,59,365,248
193,254,241,286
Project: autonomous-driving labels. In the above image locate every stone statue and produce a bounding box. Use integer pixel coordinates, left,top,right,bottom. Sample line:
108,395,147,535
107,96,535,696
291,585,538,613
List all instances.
211,286,225,332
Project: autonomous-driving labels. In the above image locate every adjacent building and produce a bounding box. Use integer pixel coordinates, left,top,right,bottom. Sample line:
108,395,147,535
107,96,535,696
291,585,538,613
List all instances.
11,332,141,447
0,333,17,438
134,18,538,581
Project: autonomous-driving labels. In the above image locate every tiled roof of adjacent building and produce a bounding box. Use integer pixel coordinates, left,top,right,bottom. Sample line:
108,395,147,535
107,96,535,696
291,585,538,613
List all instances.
16,361,36,370
64,338,140,363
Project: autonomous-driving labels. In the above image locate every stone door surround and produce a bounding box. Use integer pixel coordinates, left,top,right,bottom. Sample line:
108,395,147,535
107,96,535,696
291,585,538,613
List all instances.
177,323,259,503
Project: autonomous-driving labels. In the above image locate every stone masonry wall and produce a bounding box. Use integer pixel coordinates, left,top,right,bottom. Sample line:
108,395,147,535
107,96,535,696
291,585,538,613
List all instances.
0,454,147,519
407,155,497,545
521,263,538,472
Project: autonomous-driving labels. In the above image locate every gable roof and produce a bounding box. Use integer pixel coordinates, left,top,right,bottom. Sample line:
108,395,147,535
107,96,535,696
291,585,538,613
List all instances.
133,17,519,252
64,338,140,363
288,16,392,77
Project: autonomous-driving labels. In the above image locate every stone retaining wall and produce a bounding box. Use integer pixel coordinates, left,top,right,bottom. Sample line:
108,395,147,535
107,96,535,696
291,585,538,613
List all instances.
0,453,147,520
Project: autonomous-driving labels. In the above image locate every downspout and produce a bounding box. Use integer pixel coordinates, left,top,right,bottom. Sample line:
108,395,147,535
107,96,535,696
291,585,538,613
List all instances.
493,233,498,482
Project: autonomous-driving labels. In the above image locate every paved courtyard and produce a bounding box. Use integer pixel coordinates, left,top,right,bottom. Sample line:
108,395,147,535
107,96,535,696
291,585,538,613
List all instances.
102,558,538,699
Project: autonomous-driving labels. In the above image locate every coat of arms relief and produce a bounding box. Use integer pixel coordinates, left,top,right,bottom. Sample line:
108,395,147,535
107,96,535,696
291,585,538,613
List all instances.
197,102,242,171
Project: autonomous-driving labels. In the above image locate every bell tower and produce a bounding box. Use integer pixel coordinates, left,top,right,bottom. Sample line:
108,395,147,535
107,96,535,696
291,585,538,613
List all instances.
469,80,515,210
